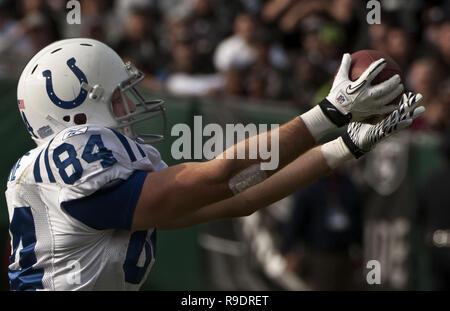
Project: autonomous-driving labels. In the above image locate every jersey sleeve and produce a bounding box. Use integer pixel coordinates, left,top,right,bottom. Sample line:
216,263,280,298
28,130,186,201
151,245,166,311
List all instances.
40,125,167,230
61,170,148,230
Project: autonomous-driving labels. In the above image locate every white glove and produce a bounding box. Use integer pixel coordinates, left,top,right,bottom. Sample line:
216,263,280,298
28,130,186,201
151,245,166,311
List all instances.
326,53,404,122
321,92,425,168
343,92,425,158
301,53,404,141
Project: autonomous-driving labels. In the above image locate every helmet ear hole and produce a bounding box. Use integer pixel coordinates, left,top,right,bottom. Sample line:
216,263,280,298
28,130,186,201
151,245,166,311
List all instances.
74,113,87,125
63,115,70,122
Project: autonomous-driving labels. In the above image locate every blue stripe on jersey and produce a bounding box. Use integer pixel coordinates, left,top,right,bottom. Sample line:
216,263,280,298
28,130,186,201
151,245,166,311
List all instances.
135,142,146,158
8,268,44,291
8,206,44,290
109,129,137,162
44,138,56,183
61,170,148,230
123,230,152,284
8,152,30,182
33,151,43,183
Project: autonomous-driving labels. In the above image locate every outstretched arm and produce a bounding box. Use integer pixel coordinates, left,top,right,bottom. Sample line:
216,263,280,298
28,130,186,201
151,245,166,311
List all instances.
155,146,330,230
156,92,425,230
131,116,315,231
131,54,404,231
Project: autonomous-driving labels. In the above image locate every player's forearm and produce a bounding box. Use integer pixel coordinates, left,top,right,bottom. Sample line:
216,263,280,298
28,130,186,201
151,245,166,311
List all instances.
134,115,321,231
157,146,333,230
242,146,331,211
221,116,315,179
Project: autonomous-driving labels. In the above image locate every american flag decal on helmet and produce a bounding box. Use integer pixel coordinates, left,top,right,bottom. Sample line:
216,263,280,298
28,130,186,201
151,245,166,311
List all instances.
18,99,25,109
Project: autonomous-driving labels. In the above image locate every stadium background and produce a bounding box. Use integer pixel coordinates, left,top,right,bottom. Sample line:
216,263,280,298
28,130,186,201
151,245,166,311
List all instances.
0,0,449,290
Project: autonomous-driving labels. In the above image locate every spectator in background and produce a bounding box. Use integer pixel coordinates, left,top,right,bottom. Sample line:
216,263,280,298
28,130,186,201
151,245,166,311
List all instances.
436,20,450,71
421,91,450,133
0,1,22,64
317,23,347,73
45,0,65,13
291,54,327,110
115,0,158,24
157,0,193,20
64,0,116,42
166,39,224,96
115,7,160,75
282,172,363,291
420,4,447,57
0,0,60,75
263,0,365,50
79,18,107,43
19,0,46,15
185,0,228,73
407,58,449,132
289,16,345,109
11,11,59,70
358,130,427,290
367,23,389,54
158,16,191,72
222,66,248,97
114,6,164,91
407,58,444,101
420,129,450,290
244,37,284,100
214,13,258,72
385,26,413,72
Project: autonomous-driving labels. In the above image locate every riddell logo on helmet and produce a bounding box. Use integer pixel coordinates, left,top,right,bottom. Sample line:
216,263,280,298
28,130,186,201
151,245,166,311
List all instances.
66,0,81,25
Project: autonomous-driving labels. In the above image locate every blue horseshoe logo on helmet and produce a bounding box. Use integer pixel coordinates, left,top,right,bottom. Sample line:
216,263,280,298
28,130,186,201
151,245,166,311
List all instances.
42,57,88,109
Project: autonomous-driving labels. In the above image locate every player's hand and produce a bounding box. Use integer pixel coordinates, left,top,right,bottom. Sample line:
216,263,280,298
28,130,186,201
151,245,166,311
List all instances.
341,92,425,158
321,53,404,126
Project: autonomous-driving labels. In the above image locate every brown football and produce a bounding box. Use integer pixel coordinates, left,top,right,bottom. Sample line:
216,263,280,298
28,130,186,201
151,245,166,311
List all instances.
349,50,402,86
348,49,403,122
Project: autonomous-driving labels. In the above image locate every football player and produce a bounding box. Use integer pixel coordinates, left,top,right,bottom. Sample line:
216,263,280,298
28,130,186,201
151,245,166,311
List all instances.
6,38,424,290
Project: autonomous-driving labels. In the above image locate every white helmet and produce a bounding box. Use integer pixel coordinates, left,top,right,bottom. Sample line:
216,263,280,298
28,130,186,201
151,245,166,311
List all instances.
17,38,167,146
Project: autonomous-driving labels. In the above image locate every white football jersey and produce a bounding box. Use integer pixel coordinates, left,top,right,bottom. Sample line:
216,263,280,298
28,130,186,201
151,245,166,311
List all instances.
5,125,167,290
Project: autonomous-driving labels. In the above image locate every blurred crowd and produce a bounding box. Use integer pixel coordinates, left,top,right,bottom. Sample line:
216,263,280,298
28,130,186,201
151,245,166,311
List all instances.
0,0,448,125
0,0,450,291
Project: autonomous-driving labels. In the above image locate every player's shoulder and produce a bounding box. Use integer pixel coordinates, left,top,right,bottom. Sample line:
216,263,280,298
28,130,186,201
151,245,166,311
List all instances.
53,125,116,145
51,125,146,161
9,125,164,188
6,148,40,186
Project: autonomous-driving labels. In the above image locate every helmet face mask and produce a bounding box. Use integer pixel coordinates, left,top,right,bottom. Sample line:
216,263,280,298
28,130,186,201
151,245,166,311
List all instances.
110,64,167,144
17,38,167,146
